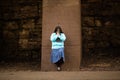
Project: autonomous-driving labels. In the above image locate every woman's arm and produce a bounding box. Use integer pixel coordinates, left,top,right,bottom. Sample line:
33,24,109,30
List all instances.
58,33,66,42
50,33,58,42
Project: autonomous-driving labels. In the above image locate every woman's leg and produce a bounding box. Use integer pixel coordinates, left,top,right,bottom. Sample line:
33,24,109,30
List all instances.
55,58,64,66
55,57,64,71
55,62,60,67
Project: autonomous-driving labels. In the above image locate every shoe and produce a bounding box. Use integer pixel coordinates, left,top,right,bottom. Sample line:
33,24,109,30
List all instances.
57,67,61,71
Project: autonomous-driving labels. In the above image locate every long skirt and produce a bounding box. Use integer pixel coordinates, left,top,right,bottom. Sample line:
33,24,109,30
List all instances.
51,48,65,64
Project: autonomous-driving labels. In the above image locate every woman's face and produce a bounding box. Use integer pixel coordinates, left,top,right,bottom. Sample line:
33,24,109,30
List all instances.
57,28,60,33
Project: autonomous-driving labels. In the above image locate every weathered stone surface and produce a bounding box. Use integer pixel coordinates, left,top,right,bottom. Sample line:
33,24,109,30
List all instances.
0,0,42,61
81,0,120,56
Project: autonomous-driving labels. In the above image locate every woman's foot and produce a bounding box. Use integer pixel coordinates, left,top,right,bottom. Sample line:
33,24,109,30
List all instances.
57,67,61,71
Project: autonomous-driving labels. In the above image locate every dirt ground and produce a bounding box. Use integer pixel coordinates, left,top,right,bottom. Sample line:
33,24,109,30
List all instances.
0,71,120,80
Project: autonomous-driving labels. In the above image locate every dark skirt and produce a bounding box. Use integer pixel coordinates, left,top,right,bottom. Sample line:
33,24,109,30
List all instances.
51,48,65,63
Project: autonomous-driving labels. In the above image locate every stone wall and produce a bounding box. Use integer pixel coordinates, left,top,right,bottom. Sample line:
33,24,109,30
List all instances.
0,0,42,62
81,0,120,57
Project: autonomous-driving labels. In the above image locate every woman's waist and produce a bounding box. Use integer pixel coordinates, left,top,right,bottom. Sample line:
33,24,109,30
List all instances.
52,42,64,46
51,46,64,49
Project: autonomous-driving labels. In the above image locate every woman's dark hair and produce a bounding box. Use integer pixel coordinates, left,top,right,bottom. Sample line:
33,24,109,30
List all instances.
54,26,63,33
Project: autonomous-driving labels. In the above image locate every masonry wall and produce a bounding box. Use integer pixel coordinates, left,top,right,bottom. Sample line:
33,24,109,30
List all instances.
81,0,120,66
0,0,42,62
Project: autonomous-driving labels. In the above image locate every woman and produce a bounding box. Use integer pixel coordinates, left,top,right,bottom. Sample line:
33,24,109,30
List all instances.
50,26,66,71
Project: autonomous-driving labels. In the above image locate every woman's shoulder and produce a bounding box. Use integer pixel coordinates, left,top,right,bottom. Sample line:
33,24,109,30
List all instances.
51,33,56,35
61,33,65,35
51,33,65,35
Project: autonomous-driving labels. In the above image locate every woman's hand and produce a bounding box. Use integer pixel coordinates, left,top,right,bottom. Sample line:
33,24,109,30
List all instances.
57,32,60,36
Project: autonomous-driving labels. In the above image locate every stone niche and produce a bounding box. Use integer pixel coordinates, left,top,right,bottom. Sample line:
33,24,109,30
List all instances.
41,0,82,71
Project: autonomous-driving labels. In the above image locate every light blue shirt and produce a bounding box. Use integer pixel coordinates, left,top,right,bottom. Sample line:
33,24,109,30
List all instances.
50,33,66,49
